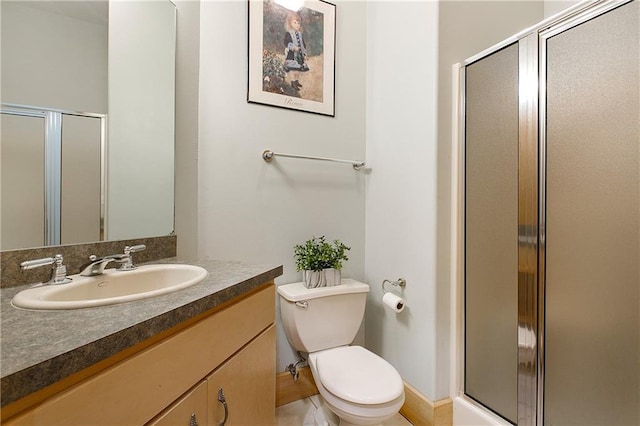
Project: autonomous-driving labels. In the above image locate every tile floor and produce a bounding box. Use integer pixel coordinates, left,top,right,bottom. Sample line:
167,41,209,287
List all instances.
276,395,413,426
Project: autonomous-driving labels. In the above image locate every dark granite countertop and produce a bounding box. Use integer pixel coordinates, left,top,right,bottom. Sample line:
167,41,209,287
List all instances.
0,258,283,407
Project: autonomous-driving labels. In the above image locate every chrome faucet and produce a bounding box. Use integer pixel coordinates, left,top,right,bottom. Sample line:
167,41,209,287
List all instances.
80,244,146,276
21,254,71,285
80,254,127,276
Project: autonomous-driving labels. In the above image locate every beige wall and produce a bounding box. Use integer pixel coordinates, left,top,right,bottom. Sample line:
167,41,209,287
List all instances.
544,0,582,17
0,2,107,112
174,0,201,260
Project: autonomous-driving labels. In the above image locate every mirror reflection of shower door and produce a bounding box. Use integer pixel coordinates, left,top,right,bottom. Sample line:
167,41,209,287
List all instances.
1,113,46,248
0,107,105,249
464,42,519,424
543,2,639,424
61,114,102,244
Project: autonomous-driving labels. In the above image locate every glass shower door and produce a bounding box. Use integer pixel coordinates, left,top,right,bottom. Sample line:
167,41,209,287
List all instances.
464,42,520,424
463,1,639,424
1,113,46,249
1,106,105,249
61,114,102,244
543,2,640,424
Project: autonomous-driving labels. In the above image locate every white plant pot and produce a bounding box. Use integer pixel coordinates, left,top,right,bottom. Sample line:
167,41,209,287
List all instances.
303,268,341,288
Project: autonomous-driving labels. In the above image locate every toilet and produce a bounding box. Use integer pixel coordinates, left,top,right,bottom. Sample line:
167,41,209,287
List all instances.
278,279,405,426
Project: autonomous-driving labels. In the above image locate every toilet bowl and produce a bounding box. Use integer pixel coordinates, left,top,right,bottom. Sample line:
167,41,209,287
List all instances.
308,346,405,426
277,280,406,426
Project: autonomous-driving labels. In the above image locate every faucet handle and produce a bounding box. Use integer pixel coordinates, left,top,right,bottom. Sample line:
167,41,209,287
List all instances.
124,244,146,255
20,254,70,285
21,256,57,270
117,244,146,271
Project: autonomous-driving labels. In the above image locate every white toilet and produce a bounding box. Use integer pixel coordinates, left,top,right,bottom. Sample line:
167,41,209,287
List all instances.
278,279,405,426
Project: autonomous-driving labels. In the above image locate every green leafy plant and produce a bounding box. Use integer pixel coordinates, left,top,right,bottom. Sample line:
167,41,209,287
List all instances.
294,236,350,272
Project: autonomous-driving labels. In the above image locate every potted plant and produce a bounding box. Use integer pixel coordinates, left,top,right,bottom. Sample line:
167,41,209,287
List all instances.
294,236,350,288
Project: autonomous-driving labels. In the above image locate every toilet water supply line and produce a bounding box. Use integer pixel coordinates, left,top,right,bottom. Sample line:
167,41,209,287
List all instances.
286,351,308,382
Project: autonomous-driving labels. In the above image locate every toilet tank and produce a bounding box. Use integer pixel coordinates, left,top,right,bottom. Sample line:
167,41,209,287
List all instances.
277,279,370,353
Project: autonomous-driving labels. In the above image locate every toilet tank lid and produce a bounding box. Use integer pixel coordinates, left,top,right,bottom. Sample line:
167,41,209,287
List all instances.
277,279,369,302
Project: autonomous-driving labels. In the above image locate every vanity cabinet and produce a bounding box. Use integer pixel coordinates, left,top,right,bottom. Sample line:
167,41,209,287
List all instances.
207,325,276,425
4,283,276,425
148,325,276,426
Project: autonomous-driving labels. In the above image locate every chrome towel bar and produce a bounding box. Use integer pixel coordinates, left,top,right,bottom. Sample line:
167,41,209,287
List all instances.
262,149,365,170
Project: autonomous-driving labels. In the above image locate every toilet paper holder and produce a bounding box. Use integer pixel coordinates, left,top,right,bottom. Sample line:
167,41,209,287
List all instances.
382,278,406,294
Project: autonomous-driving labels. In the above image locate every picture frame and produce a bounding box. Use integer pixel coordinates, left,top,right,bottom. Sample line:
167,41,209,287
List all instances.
247,0,336,116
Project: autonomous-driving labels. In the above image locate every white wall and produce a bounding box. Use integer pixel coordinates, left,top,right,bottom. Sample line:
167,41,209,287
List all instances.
365,0,440,399
0,2,107,112
197,0,368,370
174,0,201,260
108,1,176,241
191,0,573,405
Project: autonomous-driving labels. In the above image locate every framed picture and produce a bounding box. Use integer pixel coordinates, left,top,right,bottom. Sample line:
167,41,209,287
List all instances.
248,0,336,116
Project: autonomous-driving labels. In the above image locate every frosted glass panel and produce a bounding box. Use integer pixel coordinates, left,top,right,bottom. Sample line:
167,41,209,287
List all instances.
465,43,519,424
0,114,45,249
61,114,101,244
545,2,640,425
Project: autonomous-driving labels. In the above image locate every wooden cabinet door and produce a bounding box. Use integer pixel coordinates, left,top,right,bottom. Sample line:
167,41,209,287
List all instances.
207,325,276,426
148,381,207,426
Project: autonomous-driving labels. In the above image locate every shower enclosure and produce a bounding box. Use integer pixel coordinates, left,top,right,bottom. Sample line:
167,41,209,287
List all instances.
462,1,639,424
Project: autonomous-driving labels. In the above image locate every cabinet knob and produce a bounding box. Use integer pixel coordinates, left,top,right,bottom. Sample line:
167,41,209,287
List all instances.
190,413,198,426
217,388,228,426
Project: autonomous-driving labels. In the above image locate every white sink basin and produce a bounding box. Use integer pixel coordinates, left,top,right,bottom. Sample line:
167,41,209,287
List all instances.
12,264,208,310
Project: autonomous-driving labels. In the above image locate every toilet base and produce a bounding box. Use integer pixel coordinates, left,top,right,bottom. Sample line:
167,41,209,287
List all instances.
313,400,337,426
339,420,381,426
314,396,383,426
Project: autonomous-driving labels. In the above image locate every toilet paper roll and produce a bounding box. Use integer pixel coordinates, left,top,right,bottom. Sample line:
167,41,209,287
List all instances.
383,292,405,313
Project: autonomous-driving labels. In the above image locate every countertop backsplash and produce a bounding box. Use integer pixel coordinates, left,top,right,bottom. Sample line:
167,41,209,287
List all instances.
0,235,177,288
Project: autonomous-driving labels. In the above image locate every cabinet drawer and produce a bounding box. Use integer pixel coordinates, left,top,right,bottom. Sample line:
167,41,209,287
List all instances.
148,381,207,426
5,284,275,425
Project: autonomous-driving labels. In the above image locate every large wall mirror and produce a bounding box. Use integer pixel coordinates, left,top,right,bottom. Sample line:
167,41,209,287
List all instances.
0,0,176,250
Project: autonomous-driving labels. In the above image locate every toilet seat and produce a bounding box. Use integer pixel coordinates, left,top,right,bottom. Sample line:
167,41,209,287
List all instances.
315,346,404,405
